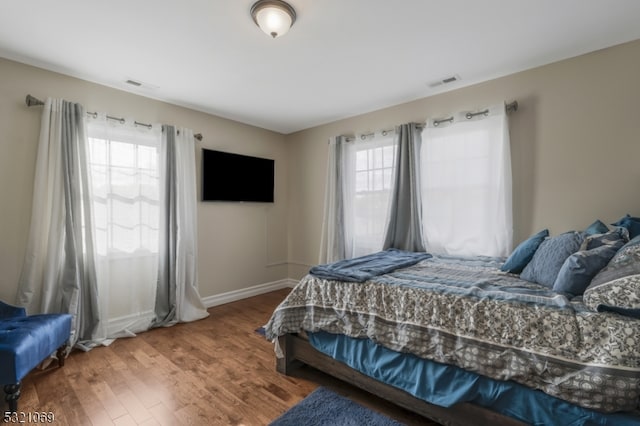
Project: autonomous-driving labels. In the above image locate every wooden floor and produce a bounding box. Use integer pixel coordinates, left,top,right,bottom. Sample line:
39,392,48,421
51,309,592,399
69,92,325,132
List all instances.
14,288,437,425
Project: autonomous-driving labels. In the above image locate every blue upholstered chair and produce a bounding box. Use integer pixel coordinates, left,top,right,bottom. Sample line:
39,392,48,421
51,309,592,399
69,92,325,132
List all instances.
0,301,72,414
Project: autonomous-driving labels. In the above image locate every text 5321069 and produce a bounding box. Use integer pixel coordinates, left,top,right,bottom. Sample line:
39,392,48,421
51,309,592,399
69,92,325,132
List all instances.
3,411,55,423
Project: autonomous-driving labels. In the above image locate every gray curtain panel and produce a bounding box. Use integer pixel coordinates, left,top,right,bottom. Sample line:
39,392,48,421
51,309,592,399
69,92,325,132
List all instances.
382,123,426,252
153,125,178,327
319,135,350,263
58,100,101,344
17,98,101,348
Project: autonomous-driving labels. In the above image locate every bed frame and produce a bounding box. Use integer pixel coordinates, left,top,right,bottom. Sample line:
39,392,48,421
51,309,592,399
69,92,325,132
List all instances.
276,333,527,426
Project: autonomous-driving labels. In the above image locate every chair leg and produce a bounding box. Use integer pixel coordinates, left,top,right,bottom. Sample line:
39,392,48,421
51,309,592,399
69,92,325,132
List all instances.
4,382,21,413
56,345,67,367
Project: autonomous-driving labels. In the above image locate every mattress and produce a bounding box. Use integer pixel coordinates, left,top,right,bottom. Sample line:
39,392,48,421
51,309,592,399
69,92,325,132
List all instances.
264,255,640,412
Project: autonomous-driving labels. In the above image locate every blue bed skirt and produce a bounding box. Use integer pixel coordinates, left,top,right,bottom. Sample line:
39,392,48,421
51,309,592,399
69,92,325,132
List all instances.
307,331,640,426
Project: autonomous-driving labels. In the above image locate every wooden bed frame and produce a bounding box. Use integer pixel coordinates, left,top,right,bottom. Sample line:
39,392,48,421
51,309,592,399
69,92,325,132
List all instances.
276,333,527,426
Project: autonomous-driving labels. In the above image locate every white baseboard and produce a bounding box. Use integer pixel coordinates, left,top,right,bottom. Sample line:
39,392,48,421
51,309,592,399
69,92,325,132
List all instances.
105,279,299,330
283,278,299,288
201,278,298,308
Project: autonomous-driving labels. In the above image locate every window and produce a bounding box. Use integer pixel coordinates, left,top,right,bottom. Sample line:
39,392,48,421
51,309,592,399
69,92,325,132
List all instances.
349,135,397,257
86,117,163,334
87,126,161,256
321,107,511,262
420,111,512,257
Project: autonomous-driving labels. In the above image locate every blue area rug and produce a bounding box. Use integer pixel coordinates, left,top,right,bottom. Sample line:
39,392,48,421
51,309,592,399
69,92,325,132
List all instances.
269,387,405,426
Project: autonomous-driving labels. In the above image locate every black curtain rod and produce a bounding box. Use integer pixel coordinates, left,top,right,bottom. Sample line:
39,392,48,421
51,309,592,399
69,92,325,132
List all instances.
25,94,204,141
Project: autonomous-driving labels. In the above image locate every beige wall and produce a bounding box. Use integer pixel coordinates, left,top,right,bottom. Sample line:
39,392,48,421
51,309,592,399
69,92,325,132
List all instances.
0,58,289,303
285,39,640,279
3,38,640,300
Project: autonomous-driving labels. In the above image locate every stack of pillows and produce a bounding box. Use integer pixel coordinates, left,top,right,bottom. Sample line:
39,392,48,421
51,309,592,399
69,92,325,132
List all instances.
501,214,640,318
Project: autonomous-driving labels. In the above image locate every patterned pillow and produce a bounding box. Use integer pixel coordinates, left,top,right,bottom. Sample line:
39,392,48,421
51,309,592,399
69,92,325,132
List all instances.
520,231,584,288
583,236,640,317
500,229,549,274
553,235,625,296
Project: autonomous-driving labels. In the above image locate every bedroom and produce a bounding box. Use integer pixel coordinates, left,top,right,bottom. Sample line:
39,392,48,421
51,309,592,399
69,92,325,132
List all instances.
1,1,640,425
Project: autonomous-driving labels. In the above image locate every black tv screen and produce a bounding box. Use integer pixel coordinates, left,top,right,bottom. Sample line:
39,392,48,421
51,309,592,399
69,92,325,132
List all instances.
202,149,274,202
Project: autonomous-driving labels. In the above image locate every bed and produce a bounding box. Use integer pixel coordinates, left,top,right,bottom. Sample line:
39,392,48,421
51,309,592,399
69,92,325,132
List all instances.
263,232,640,425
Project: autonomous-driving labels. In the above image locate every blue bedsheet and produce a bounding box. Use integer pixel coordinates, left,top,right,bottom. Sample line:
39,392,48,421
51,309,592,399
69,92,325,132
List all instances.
309,248,431,282
308,331,640,426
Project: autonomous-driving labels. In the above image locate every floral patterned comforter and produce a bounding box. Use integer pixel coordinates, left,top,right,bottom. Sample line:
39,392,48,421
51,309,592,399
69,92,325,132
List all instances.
264,255,640,412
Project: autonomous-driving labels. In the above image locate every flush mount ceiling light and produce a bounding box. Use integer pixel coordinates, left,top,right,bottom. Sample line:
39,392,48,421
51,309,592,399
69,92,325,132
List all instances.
250,0,296,39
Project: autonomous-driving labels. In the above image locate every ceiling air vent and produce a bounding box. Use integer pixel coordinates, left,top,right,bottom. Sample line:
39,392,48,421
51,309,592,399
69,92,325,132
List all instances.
428,74,461,88
123,78,159,90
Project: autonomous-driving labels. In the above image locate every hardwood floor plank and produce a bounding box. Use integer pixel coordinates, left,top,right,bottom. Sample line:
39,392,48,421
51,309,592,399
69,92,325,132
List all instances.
121,372,164,409
91,380,129,420
112,414,138,426
65,366,113,425
138,418,161,426
16,288,435,425
115,388,153,424
147,402,183,426
15,380,39,408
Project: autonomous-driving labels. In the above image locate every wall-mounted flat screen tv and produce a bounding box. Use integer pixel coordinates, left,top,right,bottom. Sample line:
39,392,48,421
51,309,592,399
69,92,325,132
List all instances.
202,148,274,203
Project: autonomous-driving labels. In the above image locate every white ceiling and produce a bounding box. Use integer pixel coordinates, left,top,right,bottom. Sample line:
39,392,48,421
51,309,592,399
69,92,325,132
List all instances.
1,1,640,134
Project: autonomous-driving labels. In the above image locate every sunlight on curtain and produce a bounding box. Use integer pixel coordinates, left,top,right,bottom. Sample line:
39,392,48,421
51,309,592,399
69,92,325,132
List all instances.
421,105,512,257
319,134,397,262
348,134,397,257
86,115,162,337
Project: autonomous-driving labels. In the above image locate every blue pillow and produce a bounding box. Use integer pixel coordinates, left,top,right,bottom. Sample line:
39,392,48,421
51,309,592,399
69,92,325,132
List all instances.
520,231,584,288
584,219,608,236
553,239,625,296
500,229,549,273
611,214,640,239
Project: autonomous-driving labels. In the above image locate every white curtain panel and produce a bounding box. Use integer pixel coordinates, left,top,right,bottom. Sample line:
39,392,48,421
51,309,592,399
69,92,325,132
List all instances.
168,127,208,323
421,104,513,257
348,134,397,257
17,98,102,348
86,113,162,338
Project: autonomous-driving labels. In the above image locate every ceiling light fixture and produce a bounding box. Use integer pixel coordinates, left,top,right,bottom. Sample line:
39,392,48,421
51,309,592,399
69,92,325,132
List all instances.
250,0,296,39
